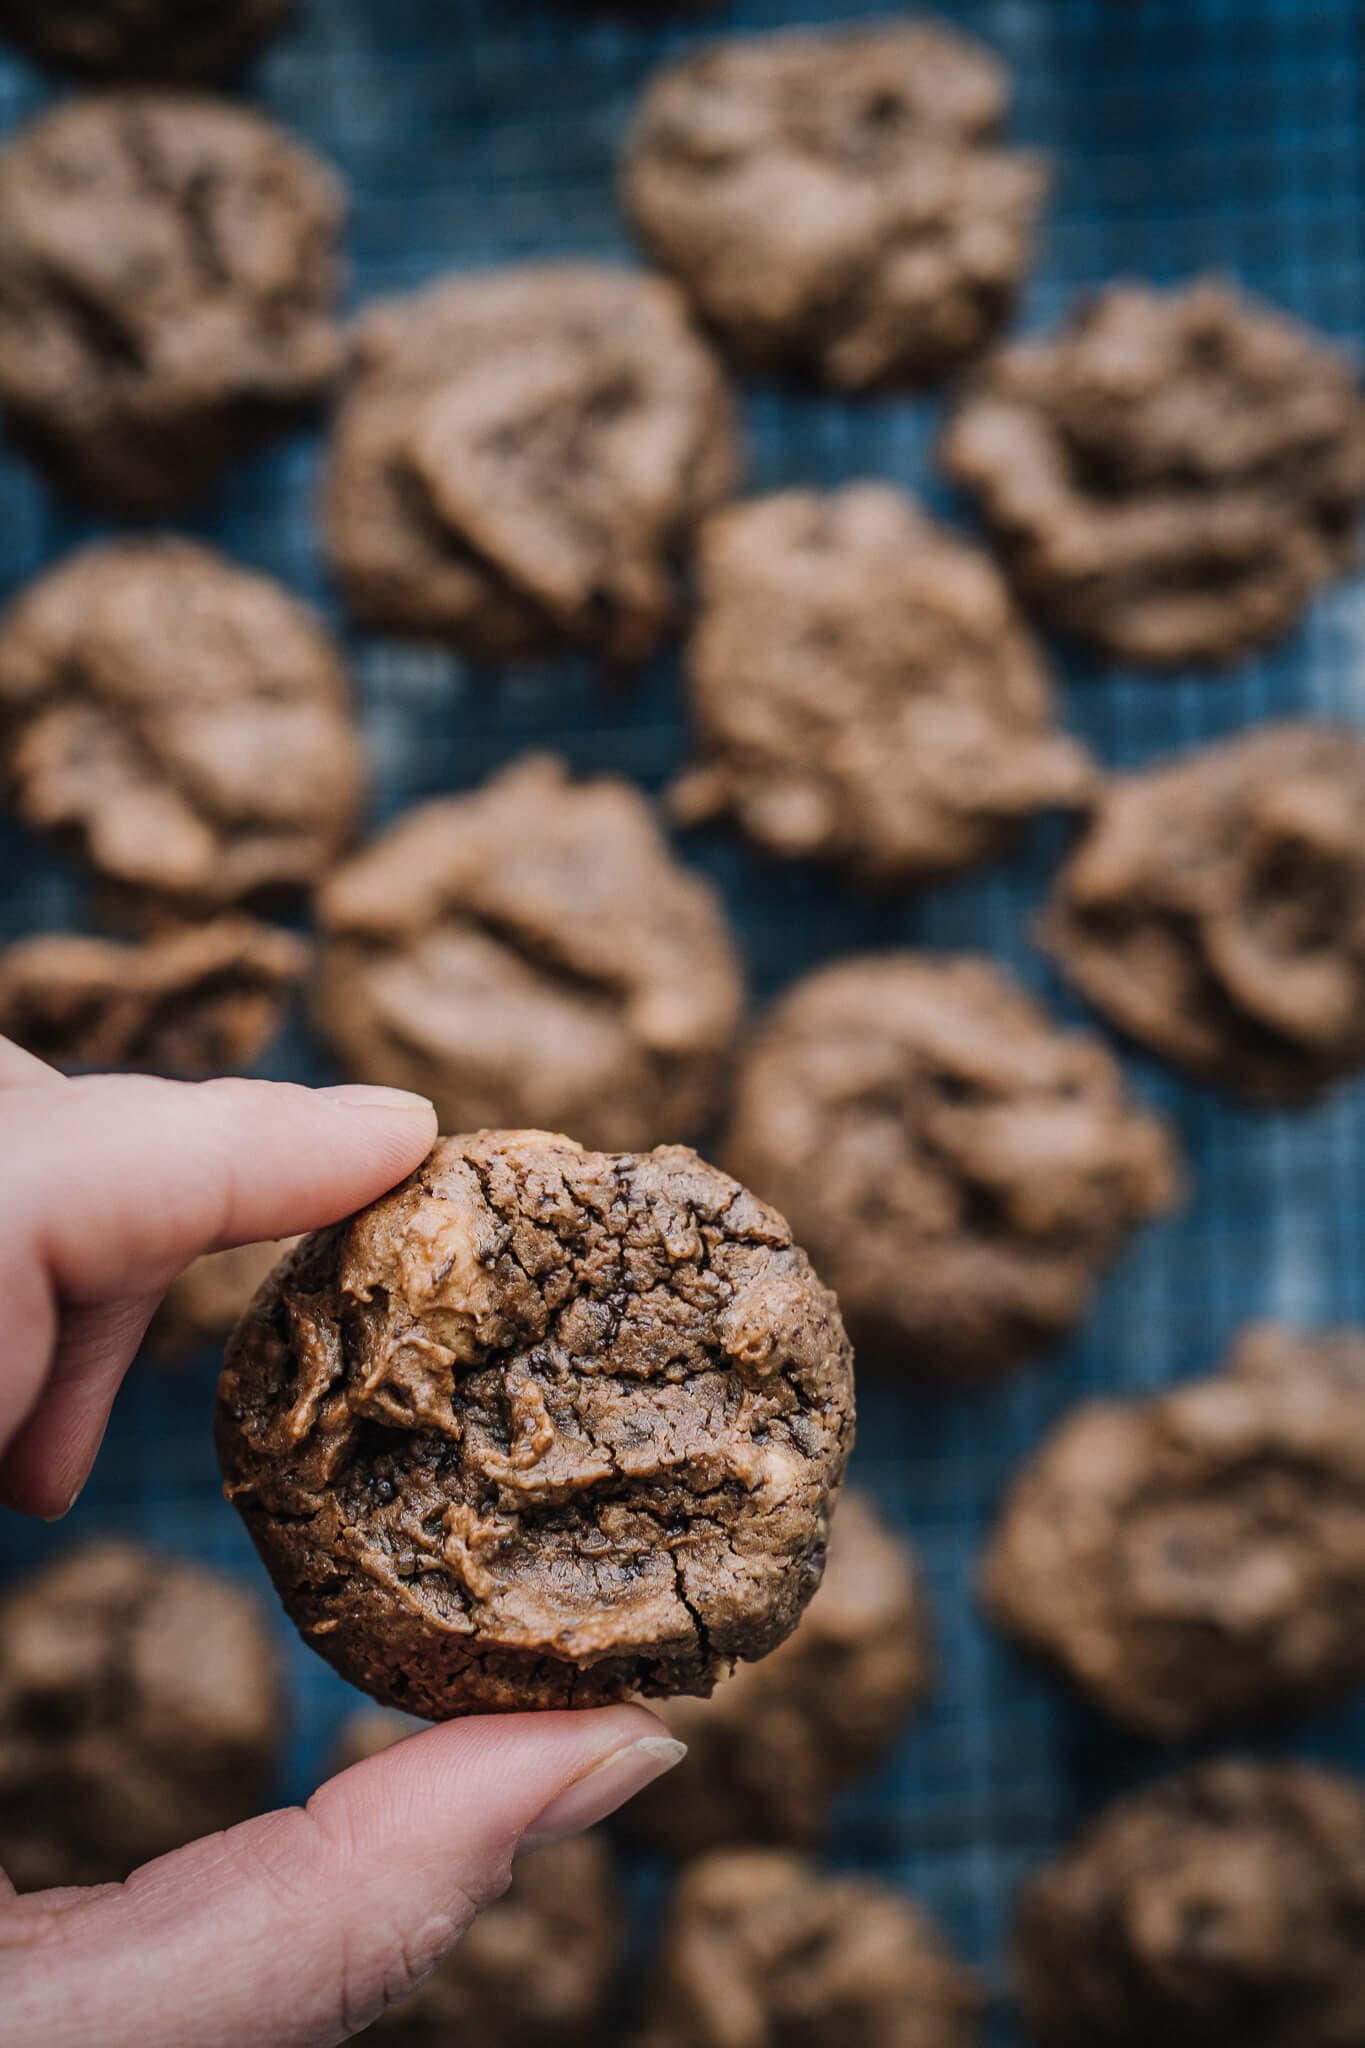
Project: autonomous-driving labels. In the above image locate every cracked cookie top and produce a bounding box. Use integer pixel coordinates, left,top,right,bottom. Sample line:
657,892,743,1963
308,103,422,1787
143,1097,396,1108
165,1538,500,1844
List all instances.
316,754,744,1154
0,94,343,511
0,539,365,918
623,21,1047,391
941,281,1365,666
724,954,1178,1382
0,919,307,1075
637,1848,978,2048
0,0,296,80
215,1130,855,1718
982,1325,1365,1736
621,1488,931,1854
1042,722,1365,1102
0,1540,281,1893
1016,1762,1365,2048
671,485,1093,884
324,264,739,662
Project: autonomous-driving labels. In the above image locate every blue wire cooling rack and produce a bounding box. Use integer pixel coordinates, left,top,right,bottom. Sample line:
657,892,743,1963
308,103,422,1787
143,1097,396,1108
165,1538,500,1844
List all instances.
2,3,1364,2038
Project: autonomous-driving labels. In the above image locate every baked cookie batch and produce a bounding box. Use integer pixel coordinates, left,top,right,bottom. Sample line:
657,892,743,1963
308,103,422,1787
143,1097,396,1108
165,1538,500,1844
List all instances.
3,5,1365,2047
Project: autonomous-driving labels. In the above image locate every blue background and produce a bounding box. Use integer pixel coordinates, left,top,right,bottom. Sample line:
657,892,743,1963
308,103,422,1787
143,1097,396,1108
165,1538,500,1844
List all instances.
1,3,1363,2039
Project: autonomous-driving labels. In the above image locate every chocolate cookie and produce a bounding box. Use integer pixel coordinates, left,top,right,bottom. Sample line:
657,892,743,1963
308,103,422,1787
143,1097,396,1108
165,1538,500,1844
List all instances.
150,1237,299,1359
670,486,1093,883
336,1711,622,2048
0,1540,281,1893
623,22,1046,391
316,755,744,1154
1042,722,1365,1102
325,265,738,661
982,1325,1365,1736
0,920,307,1075
216,1129,855,1717
724,955,1178,1382
1016,1761,1365,2048
941,281,1365,666
0,540,365,920
0,95,342,511
638,1849,978,2048
624,1489,930,1854
0,0,295,80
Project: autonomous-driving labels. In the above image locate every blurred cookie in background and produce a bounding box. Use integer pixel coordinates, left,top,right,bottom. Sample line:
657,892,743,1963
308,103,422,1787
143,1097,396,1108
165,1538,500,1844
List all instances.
316,755,744,1153
671,484,1093,885
334,1710,623,2048
325,264,738,662
725,954,1177,1384
1016,1761,1365,2048
637,1848,978,2048
150,1236,300,1360
0,0,296,80
0,1540,282,1892
0,920,307,1076
1042,722,1365,1103
622,1488,930,1855
983,1325,1365,1736
0,95,343,511
942,281,1365,666
0,541,365,923
624,20,1046,391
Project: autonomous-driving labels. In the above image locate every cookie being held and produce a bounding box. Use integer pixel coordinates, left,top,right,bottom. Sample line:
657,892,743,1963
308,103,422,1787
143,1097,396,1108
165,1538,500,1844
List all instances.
216,1130,855,1717
1016,1761,1365,2048
983,1326,1365,1736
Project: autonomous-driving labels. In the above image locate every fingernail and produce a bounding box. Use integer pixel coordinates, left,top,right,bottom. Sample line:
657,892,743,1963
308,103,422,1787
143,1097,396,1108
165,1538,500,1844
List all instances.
519,1735,687,1851
320,1084,436,1116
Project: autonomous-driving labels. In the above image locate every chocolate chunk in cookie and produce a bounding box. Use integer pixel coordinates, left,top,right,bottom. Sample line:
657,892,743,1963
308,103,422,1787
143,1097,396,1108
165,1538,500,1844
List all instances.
0,95,342,511
0,919,307,1075
325,265,739,661
334,1711,622,2047
216,1130,855,1717
622,1489,930,1854
942,281,1365,666
638,1849,978,2048
624,22,1046,391
725,955,1177,1383
1016,1762,1365,2048
983,1325,1365,1736
671,485,1093,883
0,540,365,920
316,755,743,1154
1042,722,1365,1102
0,0,295,80
0,1540,281,1893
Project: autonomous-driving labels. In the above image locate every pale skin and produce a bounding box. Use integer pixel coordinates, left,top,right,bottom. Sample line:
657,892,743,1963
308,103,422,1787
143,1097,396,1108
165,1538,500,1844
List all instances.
0,1037,684,2048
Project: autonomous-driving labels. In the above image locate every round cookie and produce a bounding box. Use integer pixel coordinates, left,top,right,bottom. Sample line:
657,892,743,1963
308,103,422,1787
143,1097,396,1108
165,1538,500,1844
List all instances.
0,0,295,80
0,540,365,920
325,264,739,661
0,1540,281,1893
624,21,1047,391
316,754,743,1154
724,954,1178,1382
216,1129,855,1718
982,1326,1365,1737
638,1849,978,2048
671,485,1093,883
0,95,343,511
0,920,307,1076
1042,722,1365,1103
622,1488,930,1854
1016,1762,1365,2048
334,1711,622,2048
942,281,1365,666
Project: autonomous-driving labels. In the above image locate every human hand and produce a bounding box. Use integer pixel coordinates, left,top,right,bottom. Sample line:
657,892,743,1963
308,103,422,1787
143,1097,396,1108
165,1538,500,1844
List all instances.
0,1038,684,2048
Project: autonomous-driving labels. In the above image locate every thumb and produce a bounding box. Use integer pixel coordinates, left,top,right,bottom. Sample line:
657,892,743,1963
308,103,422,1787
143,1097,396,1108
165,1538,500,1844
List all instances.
2,1706,684,2048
